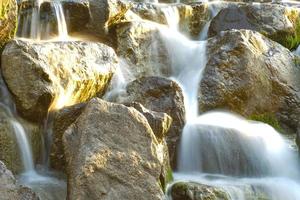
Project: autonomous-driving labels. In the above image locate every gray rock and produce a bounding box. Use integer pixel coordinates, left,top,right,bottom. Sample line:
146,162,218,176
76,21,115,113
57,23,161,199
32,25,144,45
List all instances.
0,160,39,200
1,40,117,122
63,98,164,200
123,76,185,169
200,29,300,133
208,3,300,49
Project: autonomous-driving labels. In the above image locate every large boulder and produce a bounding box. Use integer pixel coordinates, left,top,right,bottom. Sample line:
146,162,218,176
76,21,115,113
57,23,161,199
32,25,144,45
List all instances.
199,29,300,133
0,161,39,200
122,76,185,169
208,3,300,49
1,40,118,122
111,21,171,78
0,0,17,49
63,98,164,199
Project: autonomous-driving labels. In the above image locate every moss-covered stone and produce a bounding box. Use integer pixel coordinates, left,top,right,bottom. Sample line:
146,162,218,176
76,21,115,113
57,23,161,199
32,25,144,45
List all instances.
249,113,284,133
0,0,17,49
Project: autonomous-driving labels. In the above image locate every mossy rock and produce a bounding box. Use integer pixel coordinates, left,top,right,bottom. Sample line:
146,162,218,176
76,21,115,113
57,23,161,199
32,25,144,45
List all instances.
249,113,284,133
0,0,17,49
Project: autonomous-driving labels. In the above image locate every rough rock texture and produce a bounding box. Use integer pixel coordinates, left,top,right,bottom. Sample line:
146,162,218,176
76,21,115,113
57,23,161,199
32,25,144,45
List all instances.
112,21,171,78
200,29,300,133
0,161,39,200
123,76,185,169
63,98,164,200
50,103,87,172
0,0,17,48
170,182,230,200
87,0,130,35
124,102,172,142
208,3,300,49
1,40,118,122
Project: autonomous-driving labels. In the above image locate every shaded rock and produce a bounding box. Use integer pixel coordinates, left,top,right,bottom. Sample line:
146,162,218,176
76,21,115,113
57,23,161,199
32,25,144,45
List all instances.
123,76,185,169
50,103,87,172
1,40,117,122
63,98,164,199
200,29,300,133
0,161,39,200
111,21,171,78
170,182,230,200
124,102,172,141
208,3,300,49
0,0,17,49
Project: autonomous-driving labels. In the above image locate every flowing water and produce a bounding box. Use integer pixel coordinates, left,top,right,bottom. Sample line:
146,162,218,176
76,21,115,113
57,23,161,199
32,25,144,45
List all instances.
18,0,69,40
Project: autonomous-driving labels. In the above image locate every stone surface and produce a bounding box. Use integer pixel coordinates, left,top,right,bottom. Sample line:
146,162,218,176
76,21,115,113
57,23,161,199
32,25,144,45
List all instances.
50,102,87,172
169,182,230,200
0,161,39,200
208,3,300,49
0,0,17,48
63,98,164,199
111,21,171,78
200,29,300,133
123,76,185,169
2,40,117,122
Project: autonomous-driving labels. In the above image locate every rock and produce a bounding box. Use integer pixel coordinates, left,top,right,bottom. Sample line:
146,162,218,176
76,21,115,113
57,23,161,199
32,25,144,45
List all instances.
0,0,17,49
200,29,300,133
63,98,164,200
87,0,130,36
169,181,270,200
0,160,39,200
50,103,87,172
124,102,172,142
0,104,41,174
111,21,171,78
1,40,118,122
169,182,231,200
122,76,185,169
208,3,300,49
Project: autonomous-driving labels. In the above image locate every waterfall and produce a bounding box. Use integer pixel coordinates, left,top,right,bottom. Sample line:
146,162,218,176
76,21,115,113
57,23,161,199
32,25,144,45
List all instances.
18,0,69,41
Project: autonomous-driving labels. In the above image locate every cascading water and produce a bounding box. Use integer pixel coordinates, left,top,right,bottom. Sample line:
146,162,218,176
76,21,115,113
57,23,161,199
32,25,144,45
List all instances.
18,0,69,40
156,3,300,199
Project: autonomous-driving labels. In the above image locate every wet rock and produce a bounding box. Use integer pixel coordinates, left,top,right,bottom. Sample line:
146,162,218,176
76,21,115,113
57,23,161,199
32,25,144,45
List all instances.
170,182,230,200
0,161,39,200
63,98,164,200
0,0,17,49
50,103,87,172
112,21,171,78
1,40,117,122
200,29,300,133
0,105,41,174
208,3,300,49
123,76,185,169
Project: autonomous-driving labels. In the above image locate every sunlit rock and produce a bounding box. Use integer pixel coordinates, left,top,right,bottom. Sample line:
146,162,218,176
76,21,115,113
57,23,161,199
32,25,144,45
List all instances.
0,161,39,200
208,3,300,49
112,21,171,78
200,29,300,133
0,0,17,48
122,76,185,169
63,98,164,200
1,40,118,122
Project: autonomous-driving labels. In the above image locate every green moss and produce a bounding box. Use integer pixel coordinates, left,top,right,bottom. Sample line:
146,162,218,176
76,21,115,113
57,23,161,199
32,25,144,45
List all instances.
248,113,284,133
166,167,173,183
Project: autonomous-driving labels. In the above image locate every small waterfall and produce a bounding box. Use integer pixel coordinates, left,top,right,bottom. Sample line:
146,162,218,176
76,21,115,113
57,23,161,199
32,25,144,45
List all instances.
18,0,69,41
161,6,180,31
10,120,35,173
